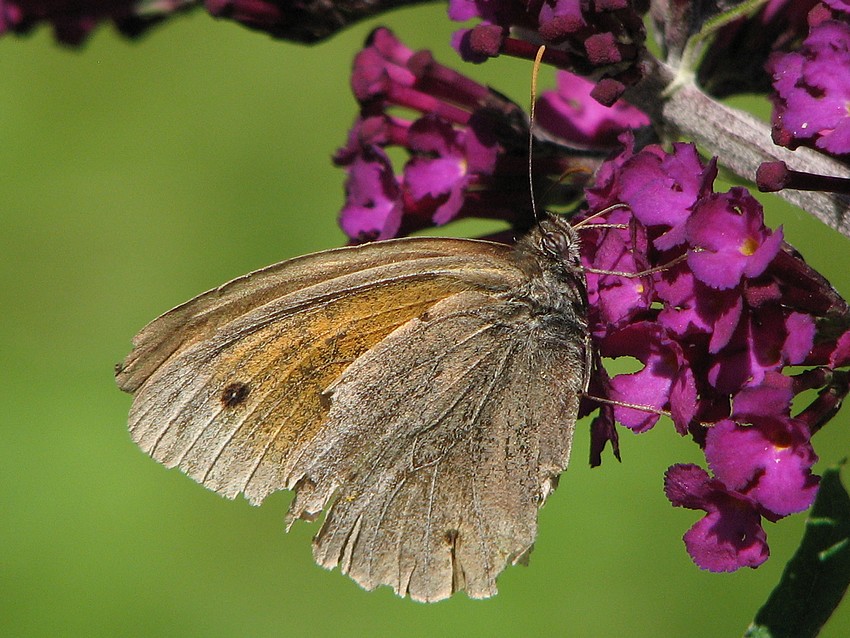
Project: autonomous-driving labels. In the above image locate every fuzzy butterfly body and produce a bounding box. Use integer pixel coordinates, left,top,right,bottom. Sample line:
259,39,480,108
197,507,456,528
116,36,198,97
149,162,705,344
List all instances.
117,214,589,602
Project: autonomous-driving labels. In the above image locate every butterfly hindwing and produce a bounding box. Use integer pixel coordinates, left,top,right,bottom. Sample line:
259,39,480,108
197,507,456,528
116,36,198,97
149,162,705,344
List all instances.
284,291,585,601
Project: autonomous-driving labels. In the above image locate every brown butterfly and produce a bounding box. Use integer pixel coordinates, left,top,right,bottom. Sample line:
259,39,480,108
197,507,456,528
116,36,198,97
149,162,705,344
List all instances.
116,214,589,602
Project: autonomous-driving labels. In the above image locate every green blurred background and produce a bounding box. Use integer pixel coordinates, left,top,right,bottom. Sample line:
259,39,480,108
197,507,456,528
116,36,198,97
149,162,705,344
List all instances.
2,6,848,637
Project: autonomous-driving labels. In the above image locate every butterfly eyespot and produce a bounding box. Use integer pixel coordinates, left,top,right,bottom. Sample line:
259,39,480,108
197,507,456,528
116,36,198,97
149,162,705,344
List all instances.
540,230,569,257
221,381,250,408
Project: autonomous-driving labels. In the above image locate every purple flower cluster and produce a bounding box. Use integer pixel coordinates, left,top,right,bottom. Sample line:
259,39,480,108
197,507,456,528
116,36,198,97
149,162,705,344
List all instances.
768,4,850,155
578,139,850,571
333,28,645,243
334,27,535,241
450,0,646,104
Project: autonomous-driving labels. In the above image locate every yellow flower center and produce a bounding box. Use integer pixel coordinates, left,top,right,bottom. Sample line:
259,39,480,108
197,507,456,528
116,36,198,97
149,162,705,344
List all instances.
739,236,759,256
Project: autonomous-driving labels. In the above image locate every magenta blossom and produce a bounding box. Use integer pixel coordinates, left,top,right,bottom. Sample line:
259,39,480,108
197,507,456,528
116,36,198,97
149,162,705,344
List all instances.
336,142,402,241
665,464,770,572
574,139,849,571
685,188,784,290
705,417,819,517
535,71,650,149
769,17,850,155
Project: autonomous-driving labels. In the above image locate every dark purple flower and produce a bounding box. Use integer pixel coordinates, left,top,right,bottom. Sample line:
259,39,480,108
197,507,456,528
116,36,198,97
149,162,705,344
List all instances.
0,0,191,44
673,0,821,97
337,143,402,241
586,141,710,250
732,371,795,419
403,116,473,224
581,206,654,328
449,0,647,98
665,464,769,572
655,265,743,350
599,321,697,433
769,18,850,155
706,302,816,395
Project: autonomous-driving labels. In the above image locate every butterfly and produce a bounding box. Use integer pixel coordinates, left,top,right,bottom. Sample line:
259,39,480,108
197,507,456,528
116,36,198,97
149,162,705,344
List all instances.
116,213,590,602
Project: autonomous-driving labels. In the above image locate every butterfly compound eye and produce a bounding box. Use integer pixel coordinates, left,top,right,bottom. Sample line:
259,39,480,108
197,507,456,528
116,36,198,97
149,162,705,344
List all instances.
540,229,570,258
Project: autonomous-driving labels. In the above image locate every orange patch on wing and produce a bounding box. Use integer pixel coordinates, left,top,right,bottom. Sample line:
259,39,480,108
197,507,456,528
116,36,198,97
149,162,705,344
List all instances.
138,275,481,502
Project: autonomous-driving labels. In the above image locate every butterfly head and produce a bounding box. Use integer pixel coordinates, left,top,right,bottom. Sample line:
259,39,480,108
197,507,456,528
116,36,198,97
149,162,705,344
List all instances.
521,214,583,275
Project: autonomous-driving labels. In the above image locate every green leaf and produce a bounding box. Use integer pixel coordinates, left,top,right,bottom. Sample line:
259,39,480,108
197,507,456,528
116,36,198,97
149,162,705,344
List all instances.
745,464,850,638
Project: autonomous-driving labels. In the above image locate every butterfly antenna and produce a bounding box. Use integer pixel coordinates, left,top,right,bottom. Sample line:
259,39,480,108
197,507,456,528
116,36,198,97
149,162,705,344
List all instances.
528,45,546,227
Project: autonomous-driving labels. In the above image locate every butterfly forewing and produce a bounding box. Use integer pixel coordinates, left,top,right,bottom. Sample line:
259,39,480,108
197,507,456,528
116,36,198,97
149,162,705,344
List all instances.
118,238,525,502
